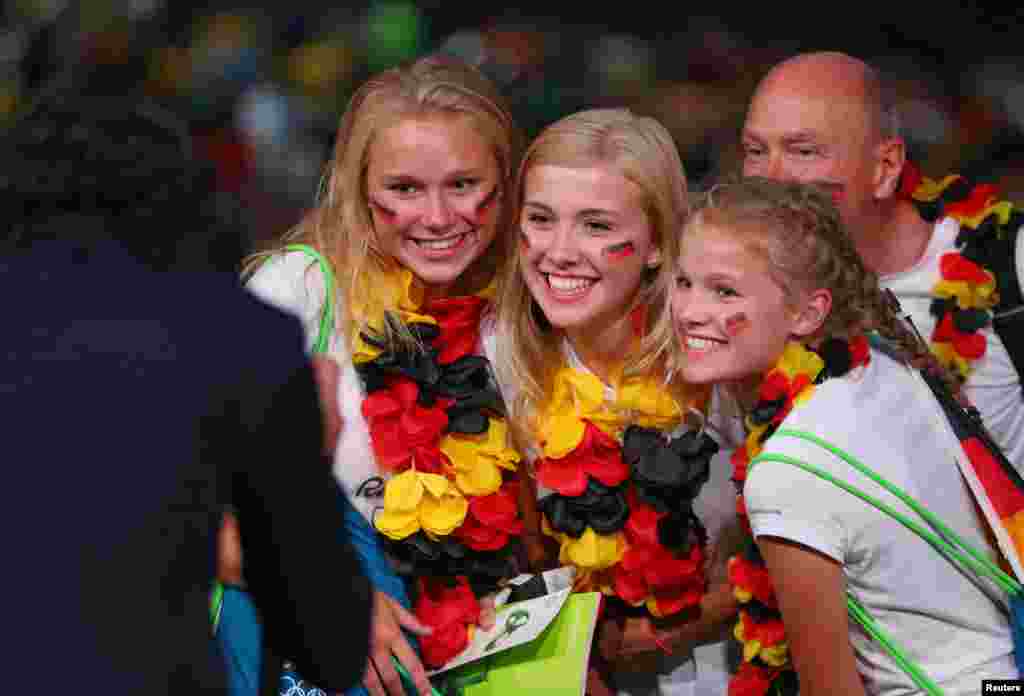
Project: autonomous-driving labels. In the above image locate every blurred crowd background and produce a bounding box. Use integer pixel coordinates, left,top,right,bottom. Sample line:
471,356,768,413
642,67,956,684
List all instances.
4,1,1022,270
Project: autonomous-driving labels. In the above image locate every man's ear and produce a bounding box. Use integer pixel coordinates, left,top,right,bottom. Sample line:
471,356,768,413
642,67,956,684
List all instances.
792,288,832,338
874,137,906,200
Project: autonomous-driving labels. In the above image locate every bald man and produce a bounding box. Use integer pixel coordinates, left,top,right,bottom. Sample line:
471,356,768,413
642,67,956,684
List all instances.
741,51,1024,470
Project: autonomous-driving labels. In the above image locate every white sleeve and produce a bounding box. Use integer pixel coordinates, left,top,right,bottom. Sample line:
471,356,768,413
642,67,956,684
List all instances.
743,439,851,563
245,251,330,352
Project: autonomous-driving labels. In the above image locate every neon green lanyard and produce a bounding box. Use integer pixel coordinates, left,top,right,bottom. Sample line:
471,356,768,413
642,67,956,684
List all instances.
750,428,1022,696
212,244,338,636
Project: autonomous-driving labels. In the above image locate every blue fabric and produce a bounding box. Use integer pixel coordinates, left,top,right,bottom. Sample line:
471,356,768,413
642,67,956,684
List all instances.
217,492,417,696
216,587,263,696
1011,593,1024,675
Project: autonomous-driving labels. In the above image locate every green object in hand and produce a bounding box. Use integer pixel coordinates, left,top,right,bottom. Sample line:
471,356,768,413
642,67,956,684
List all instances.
484,609,530,652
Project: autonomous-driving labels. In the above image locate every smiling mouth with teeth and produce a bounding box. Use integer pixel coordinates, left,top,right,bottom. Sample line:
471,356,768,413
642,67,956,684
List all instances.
685,335,726,351
412,231,471,252
545,274,597,294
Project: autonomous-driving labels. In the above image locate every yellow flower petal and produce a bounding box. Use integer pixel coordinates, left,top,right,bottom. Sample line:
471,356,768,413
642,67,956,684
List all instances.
775,341,824,380
760,643,790,667
382,469,424,513
417,472,453,499
959,200,1014,230
540,414,587,459
375,508,421,540
351,332,384,364
733,619,747,643
733,587,753,603
559,528,625,571
618,376,683,431
419,489,468,537
440,432,504,497
933,341,971,380
742,639,763,663
912,174,961,203
454,458,502,497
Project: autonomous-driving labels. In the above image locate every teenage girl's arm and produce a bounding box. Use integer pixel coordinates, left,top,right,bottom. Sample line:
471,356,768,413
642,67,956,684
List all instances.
756,535,866,696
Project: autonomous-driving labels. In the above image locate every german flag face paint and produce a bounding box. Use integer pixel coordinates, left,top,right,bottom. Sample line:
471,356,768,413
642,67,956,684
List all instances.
603,240,636,261
725,312,750,337
473,185,500,225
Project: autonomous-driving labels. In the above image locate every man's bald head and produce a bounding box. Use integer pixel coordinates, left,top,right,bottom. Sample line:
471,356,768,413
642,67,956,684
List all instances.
756,52,899,142
741,51,907,245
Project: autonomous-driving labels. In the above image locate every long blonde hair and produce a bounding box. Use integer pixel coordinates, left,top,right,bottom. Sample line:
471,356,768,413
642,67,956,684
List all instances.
242,54,520,350
495,108,695,449
671,177,961,396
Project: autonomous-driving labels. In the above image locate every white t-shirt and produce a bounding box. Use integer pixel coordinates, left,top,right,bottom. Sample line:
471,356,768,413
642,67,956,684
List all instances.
881,216,1024,472
745,347,1016,696
485,336,740,696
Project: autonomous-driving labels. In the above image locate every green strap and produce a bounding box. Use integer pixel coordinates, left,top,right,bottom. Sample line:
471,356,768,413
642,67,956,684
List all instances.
283,243,338,356
846,593,944,696
210,580,225,635
749,432,1022,696
750,451,949,694
771,429,1021,595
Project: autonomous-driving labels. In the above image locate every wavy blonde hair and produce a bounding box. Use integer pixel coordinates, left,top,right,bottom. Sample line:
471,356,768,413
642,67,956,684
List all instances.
242,54,520,350
495,108,696,449
671,176,960,395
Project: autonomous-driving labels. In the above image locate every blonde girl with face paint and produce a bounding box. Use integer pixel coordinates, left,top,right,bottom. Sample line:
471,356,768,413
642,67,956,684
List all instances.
242,55,525,696
493,108,742,696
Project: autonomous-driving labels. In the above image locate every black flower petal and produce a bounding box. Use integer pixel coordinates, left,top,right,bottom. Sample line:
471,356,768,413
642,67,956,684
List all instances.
386,533,520,598
749,397,787,426
540,479,630,537
656,507,707,553
627,426,716,513
952,308,990,333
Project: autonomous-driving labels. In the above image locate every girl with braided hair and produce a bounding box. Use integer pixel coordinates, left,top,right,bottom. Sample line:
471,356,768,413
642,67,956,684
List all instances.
669,177,1018,696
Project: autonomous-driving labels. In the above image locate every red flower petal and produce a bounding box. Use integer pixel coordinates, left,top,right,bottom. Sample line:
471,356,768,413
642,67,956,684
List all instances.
424,296,488,365
392,378,420,408
536,456,589,497
932,312,956,343
732,447,750,483
612,564,649,604
625,499,663,548
620,545,657,572
419,621,470,668
455,512,509,551
415,577,480,630
897,160,923,200
644,549,702,591
413,446,447,475
940,252,990,285
370,421,412,471
759,372,790,403
953,330,987,360
470,487,519,528
581,424,630,487
849,335,871,368
729,555,777,608
361,389,402,422
651,581,704,615
944,183,998,220
401,403,448,449
729,663,775,696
